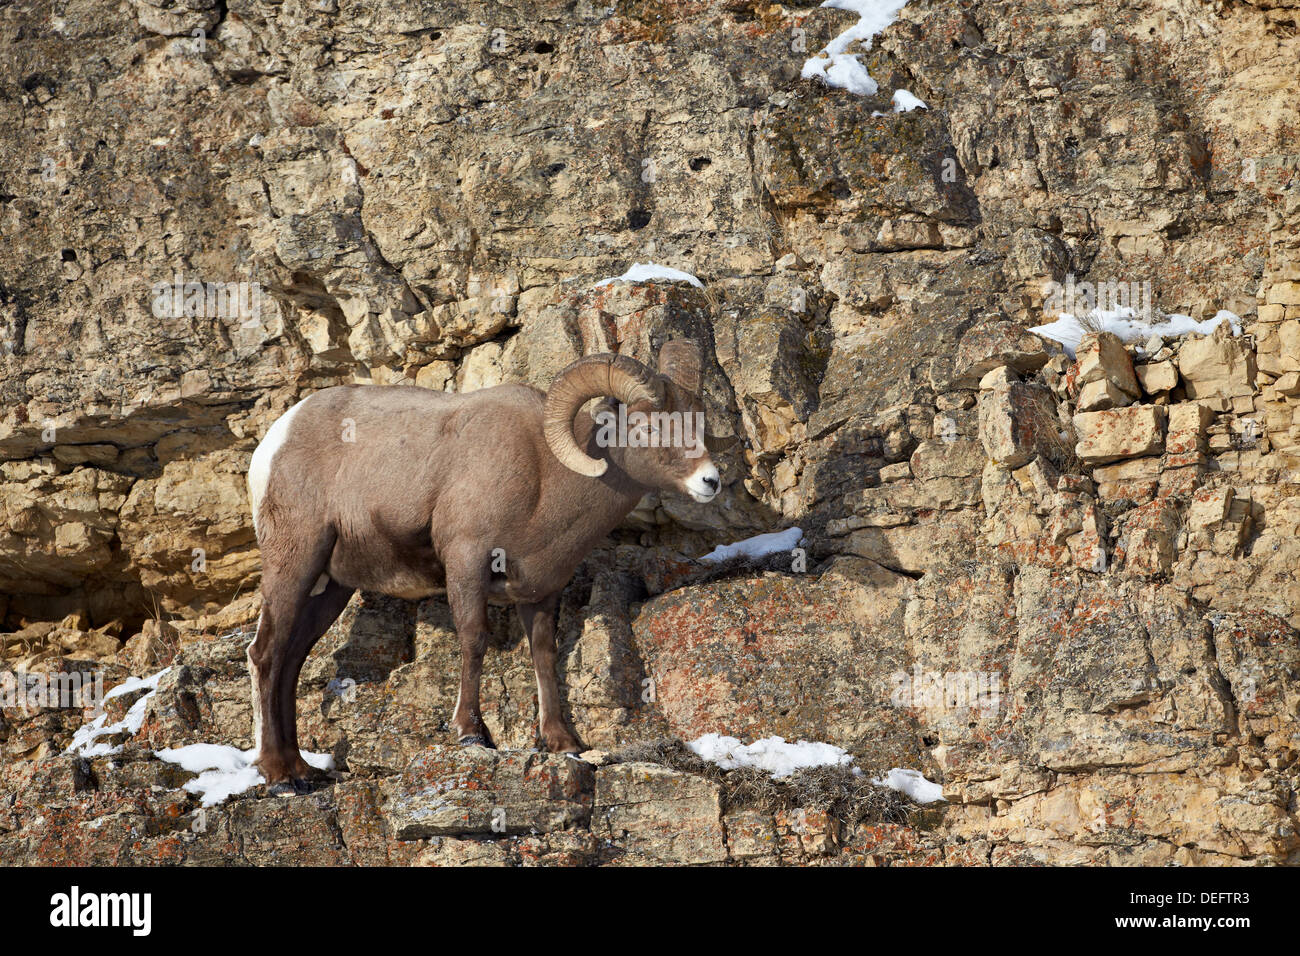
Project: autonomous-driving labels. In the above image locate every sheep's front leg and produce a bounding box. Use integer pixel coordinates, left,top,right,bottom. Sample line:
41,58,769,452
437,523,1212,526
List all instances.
518,595,581,754
446,557,495,747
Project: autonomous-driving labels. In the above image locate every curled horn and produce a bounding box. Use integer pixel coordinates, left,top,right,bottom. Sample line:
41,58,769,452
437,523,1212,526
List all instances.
543,353,663,477
657,339,702,394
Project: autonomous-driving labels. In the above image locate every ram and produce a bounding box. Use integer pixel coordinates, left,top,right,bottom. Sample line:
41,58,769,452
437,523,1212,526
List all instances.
245,340,720,791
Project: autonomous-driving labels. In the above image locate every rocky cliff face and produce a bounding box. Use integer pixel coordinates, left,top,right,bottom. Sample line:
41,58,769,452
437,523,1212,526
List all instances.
1,0,1299,865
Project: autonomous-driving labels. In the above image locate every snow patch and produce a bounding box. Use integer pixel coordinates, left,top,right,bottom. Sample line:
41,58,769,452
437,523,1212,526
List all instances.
892,89,927,111
688,734,947,803
871,768,946,803
102,670,165,703
593,262,704,289
66,668,171,759
1029,307,1241,358
154,743,335,807
698,526,804,564
688,733,854,778
801,0,910,98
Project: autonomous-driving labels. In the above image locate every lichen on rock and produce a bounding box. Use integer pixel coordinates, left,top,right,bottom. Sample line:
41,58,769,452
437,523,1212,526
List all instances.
1,0,1299,866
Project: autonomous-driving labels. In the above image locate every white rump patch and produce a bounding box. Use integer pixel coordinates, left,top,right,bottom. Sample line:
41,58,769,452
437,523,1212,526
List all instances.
248,396,310,537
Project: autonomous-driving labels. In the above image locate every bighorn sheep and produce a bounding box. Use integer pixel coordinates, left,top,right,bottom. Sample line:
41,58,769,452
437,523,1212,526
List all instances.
245,340,719,790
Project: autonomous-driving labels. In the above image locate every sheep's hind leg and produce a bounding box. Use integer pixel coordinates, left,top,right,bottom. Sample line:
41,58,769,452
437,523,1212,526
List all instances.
249,596,308,789
267,578,355,794
249,525,340,791
518,595,581,754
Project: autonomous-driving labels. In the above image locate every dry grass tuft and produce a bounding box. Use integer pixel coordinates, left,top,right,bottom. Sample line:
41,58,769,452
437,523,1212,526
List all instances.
681,550,803,588
609,738,919,827
1021,389,1083,476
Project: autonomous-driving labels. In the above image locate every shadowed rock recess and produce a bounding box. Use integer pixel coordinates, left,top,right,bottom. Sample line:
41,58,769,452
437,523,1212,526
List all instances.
0,0,1298,865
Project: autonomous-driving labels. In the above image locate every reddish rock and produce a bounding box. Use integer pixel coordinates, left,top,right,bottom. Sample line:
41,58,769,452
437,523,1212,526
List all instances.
630,558,925,768
383,746,594,839
1073,405,1166,464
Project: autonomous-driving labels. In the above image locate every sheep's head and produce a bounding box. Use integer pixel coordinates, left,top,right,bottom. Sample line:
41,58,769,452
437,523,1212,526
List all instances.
544,340,721,503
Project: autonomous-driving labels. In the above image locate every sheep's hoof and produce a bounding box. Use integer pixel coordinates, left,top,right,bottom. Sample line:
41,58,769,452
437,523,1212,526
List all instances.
458,734,492,748
543,734,583,755
267,778,315,797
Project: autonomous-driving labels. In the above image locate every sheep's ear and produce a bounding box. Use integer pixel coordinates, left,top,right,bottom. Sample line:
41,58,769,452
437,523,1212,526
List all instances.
657,339,702,394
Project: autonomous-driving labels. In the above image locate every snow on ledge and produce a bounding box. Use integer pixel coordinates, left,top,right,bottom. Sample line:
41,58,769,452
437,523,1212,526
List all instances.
871,768,946,803
154,743,335,807
65,665,335,806
688,733,855,778
892,89,927,112
1029,308,1242,358
66,667,172,759
593,262,704,290
698,527,804,564
688,734,947,803
801,0,911,98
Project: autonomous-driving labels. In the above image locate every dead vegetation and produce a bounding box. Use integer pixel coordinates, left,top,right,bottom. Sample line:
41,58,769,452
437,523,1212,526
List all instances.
1023,385,1085,477
675,549,806,589
609,738,921,827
